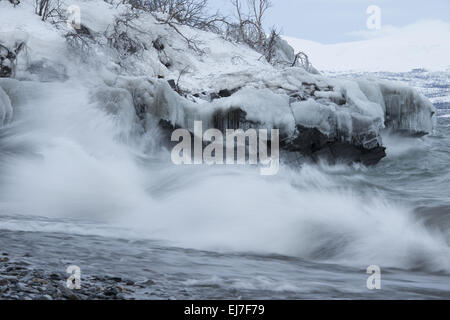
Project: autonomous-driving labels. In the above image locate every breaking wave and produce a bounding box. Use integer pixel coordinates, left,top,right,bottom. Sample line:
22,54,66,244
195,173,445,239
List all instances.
0,79,449,274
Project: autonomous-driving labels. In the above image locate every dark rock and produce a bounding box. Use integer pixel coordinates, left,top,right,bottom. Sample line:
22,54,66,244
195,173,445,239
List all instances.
104,287,119,296
6,266,21,272
75,24,93,39
31,278,47,285
167,79,177,90
218,89,232,98
139,279,155,286
152,38,165,51
49,273,61,280
8,0,21,7
284,126,329,155
108,276,122,283
158,103,386,165
289,92,305,102
210,87,241,101
3,276,18,284
0,65,12,78
288,125,386,165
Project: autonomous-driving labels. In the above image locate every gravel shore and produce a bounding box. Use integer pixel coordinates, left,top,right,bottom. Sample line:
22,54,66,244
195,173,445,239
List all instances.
0,252,153,300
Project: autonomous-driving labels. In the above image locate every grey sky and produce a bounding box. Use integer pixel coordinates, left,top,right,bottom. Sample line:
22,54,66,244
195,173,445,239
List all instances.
209,0,450,43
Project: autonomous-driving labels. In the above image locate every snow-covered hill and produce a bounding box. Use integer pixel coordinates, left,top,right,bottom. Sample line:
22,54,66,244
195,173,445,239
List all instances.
284,20,450,73
0,1,437,166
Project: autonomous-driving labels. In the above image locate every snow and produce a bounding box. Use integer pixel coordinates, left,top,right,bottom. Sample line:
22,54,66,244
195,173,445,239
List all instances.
0,1,66,65
284,20,450,73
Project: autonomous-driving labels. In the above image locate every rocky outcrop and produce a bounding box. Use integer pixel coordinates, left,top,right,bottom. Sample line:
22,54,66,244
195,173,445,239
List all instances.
284,125,386,165
0,1,436,166
101,71,434,166
192,106,386,166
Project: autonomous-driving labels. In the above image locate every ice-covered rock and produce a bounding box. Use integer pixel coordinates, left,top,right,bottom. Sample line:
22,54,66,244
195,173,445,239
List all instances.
378,82,436,135
356,79,436,135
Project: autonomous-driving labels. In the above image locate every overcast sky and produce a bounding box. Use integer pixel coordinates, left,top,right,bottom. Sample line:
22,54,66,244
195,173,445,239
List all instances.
209,0,450,43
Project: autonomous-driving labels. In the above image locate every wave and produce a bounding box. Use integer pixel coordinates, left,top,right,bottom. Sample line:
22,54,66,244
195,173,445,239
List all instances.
0,80,449,274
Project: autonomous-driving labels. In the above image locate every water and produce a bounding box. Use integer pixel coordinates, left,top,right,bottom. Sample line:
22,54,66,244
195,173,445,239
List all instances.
0,71,449,299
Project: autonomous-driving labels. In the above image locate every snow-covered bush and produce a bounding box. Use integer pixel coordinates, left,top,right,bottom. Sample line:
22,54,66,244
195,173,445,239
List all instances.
229,0,271,47
228,0,316,71
65,29,96,60
34,0,65,22
123,0,225,32
105,11,146,59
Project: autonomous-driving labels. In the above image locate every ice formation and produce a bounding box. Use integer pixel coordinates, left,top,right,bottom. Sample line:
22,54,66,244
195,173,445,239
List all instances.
0,86,13,125
0,0,437,165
